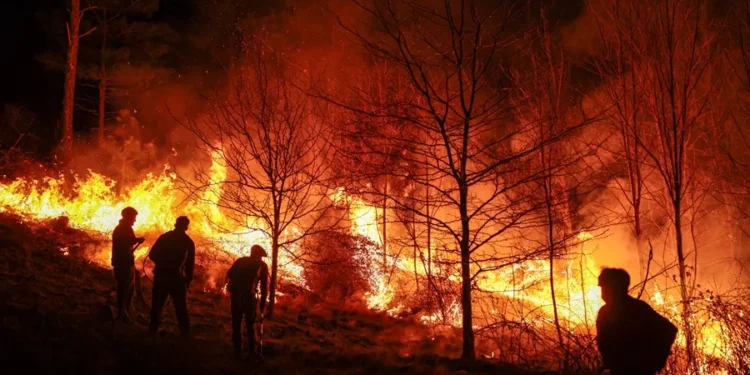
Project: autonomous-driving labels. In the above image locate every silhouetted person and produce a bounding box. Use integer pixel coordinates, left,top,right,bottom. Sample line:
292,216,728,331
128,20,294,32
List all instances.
596,268,678,375
227,244,269,359
111,206,145,323
148,216,195,337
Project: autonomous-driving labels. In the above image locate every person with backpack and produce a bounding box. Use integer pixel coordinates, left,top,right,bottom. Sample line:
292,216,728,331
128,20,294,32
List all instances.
148,216,195,338
596,268,678,375
111,206,145,323
226,244,269,359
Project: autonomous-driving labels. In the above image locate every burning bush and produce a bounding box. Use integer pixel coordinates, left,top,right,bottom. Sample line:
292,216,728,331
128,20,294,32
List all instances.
302,230,380,303
702,291,750,375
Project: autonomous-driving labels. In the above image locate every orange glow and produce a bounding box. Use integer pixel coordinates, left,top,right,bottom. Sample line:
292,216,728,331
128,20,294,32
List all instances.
651,285,733,368
330,187,395,310
0,167,737,373
328,194,735,373
0,150,305,285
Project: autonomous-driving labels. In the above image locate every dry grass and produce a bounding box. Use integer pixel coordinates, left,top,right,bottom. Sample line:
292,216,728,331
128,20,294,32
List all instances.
0,213,536,375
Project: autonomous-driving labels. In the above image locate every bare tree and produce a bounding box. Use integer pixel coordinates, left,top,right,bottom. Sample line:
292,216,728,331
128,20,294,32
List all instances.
96,4,107,146
631,0,723,369
61,0,96,158
723,0,750,254
88,0,160,146
590,1,656,279
511,17,605,370
330,0,597,359
335,62,410,269
180,37,336,318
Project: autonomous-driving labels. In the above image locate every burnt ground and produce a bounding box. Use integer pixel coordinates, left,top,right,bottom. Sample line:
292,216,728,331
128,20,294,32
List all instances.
0,214,537,375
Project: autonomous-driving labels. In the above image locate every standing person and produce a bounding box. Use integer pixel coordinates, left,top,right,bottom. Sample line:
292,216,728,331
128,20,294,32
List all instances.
148,216,195,338
596,268,678,375
111,206,145,323
227,245,269,359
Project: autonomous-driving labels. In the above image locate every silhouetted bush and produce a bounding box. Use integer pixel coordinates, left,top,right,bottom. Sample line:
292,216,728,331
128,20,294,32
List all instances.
302,230,379,302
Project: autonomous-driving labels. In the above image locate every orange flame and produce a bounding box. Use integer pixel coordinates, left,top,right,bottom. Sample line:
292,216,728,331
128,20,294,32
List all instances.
0,162,735,372
0,150,305,287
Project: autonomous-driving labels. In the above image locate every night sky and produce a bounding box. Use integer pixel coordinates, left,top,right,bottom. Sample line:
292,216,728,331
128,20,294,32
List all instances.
1,0,194,118
1,1,56,108
0,0,585,148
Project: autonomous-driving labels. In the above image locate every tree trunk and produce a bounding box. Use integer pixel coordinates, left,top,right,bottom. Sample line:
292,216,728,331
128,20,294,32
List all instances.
267,189,282,318
268,231,279,318
62,0,82,158
423,167,446,321
98,80,106,146
634,203,646,279
382,180,387,269
426,160,432,278
98,7,107,147
459,182,474,360
413,227,419,293
673,196,697,373
629,130,646,280
545,175,567,370
630,66,646,281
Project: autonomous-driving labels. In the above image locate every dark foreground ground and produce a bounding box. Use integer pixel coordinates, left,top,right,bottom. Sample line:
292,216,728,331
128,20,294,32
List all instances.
0,214,538,375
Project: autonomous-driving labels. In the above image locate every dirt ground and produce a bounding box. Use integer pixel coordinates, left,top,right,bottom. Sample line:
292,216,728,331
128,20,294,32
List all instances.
0,214,540,375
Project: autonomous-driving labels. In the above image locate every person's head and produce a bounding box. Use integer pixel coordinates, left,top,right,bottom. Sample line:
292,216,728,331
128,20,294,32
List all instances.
250,244,267,259
598,268,630,303
174,216,190,232
121,206,138,226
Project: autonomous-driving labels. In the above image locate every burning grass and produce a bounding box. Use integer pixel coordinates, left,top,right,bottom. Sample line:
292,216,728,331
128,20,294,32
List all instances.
1,163,749,374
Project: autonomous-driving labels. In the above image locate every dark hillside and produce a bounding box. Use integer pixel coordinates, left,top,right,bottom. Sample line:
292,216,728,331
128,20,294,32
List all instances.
0,214,535,375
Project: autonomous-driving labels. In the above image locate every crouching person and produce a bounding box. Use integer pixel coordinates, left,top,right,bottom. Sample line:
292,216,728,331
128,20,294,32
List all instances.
227,245,269,359
149,216,195,338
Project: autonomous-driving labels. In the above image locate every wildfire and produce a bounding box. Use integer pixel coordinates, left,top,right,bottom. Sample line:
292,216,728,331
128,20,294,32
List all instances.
651,284,733,364
0,151,305,286
330,187,396,310
0,160,737,373
333,185,605,330
477,253,603,329
336,188,382,246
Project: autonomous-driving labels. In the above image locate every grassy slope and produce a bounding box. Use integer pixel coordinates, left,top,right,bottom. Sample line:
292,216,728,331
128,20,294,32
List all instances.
0,214,535,375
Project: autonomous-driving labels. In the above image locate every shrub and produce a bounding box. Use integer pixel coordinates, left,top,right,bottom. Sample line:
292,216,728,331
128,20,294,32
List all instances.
302,230,379,302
